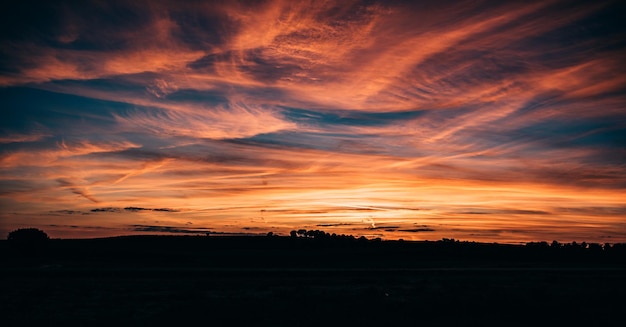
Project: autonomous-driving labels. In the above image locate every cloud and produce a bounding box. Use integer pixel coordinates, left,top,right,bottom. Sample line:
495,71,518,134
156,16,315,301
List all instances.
123,206,178,212
0,139,141,168
0,133,51,144
89,207,122,212
49,210,83,215
398,228,435,233
57,178,100,203
0,5,205,86
48,224,109,230
129,224,211,234
0,0,625,243
113,102,296,140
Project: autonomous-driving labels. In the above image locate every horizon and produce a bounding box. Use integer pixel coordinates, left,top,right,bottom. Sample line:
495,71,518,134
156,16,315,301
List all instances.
5,229,626,246
1,0,625,244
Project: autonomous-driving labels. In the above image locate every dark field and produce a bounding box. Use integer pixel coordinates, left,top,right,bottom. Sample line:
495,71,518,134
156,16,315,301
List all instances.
2,236,625,326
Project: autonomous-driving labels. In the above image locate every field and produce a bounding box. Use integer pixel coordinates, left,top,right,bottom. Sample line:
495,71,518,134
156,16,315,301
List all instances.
2,236,625,326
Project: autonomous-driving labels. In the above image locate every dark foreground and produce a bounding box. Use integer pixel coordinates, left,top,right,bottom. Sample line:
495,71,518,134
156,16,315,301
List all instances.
2,236,625,326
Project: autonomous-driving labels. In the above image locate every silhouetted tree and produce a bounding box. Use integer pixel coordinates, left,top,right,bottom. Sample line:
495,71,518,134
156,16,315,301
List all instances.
290,230,297,238
588,243,602,252
526,241,549,248
7,228,49,243
7,228,49,254
303,230,329,239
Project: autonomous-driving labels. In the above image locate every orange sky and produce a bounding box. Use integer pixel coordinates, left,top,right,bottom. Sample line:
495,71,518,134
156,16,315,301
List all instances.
1,0,625,243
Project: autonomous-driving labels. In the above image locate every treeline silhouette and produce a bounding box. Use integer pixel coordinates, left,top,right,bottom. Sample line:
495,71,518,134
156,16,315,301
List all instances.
4,228,625,269
3,228,626,326
7,228,49,242
288,228,624,253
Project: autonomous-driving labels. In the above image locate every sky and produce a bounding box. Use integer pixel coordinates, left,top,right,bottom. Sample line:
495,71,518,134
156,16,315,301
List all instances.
1,0,625,243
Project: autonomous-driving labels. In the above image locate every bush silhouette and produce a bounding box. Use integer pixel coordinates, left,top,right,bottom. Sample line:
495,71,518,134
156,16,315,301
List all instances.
7,228,49,243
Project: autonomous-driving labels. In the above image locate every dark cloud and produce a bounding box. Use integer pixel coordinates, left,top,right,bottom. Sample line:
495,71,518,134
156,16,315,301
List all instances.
367,226,400,230
123,207,149,212
124,207,179,212
129,224,211,234
152,208,178,212
91,207,122,213
128,225,261,236
48,224,110,229
49,210,83,215
398,228,436,233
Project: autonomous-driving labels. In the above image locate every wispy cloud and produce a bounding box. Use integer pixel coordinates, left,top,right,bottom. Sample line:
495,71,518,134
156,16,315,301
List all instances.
1,0,624,243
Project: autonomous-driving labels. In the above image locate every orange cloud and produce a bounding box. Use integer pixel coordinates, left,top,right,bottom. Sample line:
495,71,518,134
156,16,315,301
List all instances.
1,0,624,243
113,102,296,139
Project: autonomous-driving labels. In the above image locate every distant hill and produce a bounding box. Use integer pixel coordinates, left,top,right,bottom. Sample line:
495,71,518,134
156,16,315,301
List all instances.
2,234,625,326
3,234,625,269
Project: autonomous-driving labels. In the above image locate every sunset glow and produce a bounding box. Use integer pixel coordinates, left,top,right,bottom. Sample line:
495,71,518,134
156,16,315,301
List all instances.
1,0,625,243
